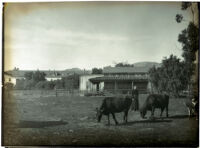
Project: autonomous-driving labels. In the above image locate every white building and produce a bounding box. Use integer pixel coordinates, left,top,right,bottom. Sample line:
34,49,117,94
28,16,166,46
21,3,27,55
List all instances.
4,72,25,85
79,74,104,92
46,77,62,81
4,73,17,85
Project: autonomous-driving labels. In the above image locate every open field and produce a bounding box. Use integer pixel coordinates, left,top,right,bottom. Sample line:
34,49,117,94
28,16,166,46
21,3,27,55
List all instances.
3,90,199,146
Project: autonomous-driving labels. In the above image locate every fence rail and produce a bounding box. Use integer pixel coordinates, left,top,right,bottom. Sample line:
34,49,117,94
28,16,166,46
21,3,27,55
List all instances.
6,89,83,97
5,88,149,98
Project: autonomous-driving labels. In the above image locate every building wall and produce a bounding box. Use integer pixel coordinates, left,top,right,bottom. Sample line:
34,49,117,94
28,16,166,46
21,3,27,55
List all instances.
104,81,148,93
79,74,104,91
133,82,148,92
4,75,16,85
46,77,62,81
118,81,132,89
104,82,115,90
4,75,24,85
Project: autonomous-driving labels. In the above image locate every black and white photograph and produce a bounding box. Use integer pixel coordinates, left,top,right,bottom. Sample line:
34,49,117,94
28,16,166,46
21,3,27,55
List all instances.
2,1,199,146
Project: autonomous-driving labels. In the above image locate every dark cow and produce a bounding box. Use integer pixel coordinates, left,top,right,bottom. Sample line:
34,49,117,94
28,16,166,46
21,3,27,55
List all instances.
96,95,132,125
185,98,198,119
140,94,169,118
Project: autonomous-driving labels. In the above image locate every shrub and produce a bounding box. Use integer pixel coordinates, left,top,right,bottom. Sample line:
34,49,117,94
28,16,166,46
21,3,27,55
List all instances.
35,81,46,89
23,80,37,90
4,82,14,90
44,81,55,90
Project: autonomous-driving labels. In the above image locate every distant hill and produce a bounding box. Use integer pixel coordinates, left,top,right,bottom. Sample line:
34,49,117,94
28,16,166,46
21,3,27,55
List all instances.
5,68,91,78
63,68,91,75
134,62,161,69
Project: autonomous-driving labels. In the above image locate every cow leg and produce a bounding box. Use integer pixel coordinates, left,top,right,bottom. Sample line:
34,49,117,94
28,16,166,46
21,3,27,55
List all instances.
125,110,129,123
191,109,195,116
124,111,128,123
188,108,191,118
166,106,169,117
107,114,110,125
160,108,164,117
151,106,155,117
111,113,118,125
123,112,126,123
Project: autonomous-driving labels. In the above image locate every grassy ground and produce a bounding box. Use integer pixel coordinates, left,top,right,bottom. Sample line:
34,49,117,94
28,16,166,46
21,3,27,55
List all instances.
3,91,199,146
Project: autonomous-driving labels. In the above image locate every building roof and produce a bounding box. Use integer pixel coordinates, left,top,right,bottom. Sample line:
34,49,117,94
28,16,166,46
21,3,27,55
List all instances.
4,70,29,77
103,66,150,74
79,74,104,77
89,75,148,83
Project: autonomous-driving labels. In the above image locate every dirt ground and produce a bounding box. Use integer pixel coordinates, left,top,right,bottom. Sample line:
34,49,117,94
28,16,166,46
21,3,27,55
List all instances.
2,91,199,146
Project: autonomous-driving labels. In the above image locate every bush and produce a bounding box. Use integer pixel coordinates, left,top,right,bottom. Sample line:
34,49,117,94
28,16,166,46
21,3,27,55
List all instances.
4,82,14,90
62,74,79,90
35,81,46,89
54,80,64,89
23,80,37,90
44,81,55,90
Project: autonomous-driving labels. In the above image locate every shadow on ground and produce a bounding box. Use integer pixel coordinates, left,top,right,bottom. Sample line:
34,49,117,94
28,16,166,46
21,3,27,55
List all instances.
15,120,68,128
116,118,173,126
168,114,194,119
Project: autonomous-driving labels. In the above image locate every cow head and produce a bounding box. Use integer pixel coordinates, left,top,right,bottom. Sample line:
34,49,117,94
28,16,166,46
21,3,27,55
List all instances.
96,108,103,122
140,108,147,119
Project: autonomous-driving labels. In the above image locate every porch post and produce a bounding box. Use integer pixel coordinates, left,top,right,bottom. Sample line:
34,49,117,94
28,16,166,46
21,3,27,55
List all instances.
114,81,117,93
96,82,100,92
132,81,134,89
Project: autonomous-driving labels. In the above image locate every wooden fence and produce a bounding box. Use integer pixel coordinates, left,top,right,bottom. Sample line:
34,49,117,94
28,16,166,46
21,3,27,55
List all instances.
7,89,83,98
5,88,149,98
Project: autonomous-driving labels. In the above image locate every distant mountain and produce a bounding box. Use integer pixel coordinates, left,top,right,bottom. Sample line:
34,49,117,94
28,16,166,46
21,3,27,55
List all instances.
63,68,91,75
65,68,81,71
134,62,161,69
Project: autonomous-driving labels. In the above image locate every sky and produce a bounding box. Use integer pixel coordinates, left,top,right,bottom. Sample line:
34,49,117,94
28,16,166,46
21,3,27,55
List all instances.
4,2,192,71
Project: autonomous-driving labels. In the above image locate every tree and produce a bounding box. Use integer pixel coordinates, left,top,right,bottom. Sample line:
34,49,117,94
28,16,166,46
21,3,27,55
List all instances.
175,2,195,23
23,80,37,90
149,66,161,93
44,81,55,90
24,72,34,80
23,70,46,89
24,70,46,82
62,74,79,90
115,62,134,67
32,70,46,82
54,80,64,89
92,68,103,74
4,82,14,90
175,14,183,23
175,2,199,96
149,55,188,97
35,81,45,89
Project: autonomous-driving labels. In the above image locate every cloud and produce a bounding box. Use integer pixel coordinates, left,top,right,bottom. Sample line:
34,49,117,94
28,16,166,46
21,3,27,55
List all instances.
4,2,192,70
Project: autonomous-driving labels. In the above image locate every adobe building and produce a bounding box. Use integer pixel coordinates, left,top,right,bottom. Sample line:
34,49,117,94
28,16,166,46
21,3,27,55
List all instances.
89,66,152,94
79,74,104,92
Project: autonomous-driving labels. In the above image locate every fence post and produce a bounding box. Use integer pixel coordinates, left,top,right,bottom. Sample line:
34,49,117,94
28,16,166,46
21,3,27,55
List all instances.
55,88,57,97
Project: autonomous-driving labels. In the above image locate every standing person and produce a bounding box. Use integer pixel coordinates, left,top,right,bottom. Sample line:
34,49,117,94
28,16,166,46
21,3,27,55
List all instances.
131,85,139,111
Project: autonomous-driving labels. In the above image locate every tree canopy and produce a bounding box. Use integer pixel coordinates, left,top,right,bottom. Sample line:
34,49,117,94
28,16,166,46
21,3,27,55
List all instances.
16,71,79,90
150,3,199,97
24,71,46,82
149,55,188,96
175,2,198,96
92,68,103,74
115,62,134,67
